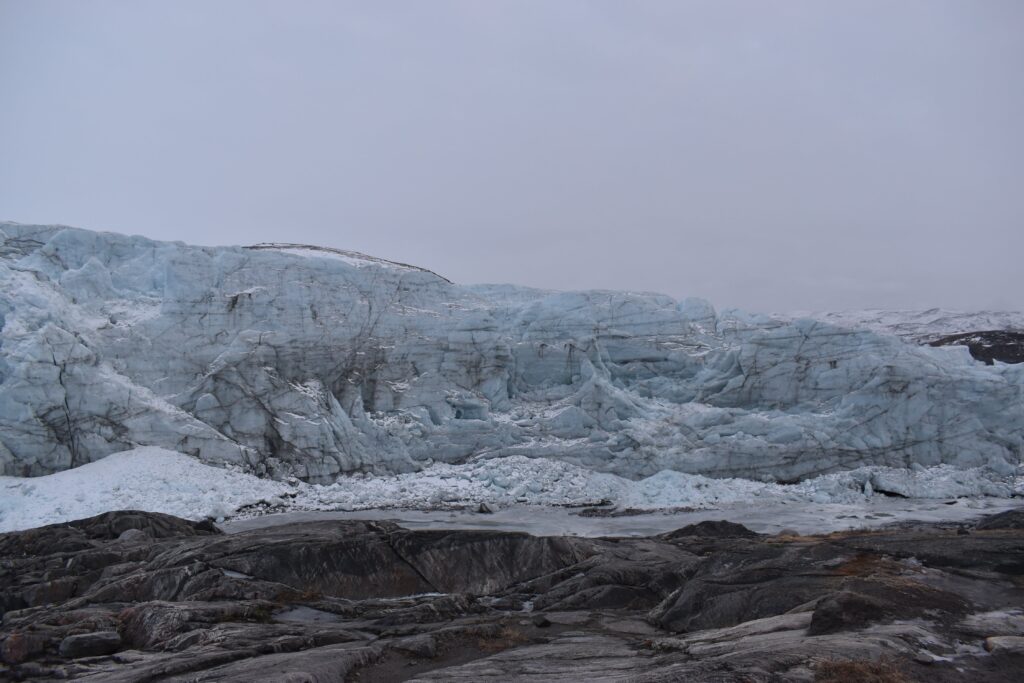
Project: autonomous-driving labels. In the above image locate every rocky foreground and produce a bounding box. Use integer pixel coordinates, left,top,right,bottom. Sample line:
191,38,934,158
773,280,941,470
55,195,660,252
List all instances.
1,510,1023,682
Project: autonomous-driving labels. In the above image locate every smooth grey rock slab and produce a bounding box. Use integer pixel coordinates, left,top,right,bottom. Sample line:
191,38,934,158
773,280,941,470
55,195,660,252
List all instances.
58,631,121,658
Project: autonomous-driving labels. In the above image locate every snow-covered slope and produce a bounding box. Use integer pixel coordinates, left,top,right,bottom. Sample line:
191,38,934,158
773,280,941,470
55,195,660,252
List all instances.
1,221,1022,485
0,447,290,531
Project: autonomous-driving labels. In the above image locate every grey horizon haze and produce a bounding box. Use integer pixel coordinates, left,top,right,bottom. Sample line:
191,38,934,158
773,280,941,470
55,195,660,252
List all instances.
1,1,1021,313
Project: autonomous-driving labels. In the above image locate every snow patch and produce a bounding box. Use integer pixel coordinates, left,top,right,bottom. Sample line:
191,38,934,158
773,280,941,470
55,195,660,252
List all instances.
0,447,290,532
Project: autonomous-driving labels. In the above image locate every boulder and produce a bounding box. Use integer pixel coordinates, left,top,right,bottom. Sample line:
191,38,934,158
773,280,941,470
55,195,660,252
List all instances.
58,631,121,658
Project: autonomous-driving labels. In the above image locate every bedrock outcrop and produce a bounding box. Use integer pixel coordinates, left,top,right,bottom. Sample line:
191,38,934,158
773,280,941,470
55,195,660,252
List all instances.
1,510,1023,681
1,222,1022,482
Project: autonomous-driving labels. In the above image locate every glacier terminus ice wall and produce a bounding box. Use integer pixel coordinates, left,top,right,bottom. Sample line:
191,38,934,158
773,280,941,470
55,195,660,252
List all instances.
1,222,1021,483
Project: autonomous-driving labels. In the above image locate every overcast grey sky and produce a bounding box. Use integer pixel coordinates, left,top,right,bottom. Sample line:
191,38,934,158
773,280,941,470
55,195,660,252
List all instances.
1,1,1021,312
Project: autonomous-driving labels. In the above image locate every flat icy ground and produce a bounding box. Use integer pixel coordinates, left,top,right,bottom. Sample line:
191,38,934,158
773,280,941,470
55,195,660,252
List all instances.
2,447,1021,535
221,498,1024,538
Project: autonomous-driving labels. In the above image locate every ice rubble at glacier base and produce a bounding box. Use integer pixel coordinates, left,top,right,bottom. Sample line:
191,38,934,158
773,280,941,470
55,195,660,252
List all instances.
1,446,1021,533
0,221,1021,504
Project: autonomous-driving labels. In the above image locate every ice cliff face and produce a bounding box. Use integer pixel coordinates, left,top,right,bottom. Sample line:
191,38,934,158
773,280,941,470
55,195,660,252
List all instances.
1,222,1021,483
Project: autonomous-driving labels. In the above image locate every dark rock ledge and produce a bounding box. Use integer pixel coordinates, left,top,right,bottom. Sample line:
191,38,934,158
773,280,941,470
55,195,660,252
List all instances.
1,510,1022,681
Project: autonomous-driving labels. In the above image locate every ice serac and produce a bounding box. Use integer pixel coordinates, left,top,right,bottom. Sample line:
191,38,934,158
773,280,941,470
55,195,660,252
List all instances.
0,221,1021,482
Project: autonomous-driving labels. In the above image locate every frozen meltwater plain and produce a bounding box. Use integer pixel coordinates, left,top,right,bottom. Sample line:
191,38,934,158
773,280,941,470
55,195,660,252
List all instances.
1,447,1020,534
0,221,1022,530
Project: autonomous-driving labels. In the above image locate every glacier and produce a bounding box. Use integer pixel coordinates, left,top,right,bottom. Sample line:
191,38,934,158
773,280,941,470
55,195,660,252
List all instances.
1,221,1022,485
